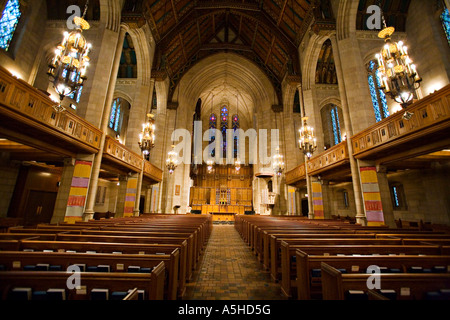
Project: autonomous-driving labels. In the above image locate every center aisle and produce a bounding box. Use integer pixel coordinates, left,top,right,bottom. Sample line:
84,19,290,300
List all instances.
184,224,287,300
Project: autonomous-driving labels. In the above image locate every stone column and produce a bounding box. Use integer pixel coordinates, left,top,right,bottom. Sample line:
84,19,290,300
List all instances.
115,175,128,218
51,154,95,224
305,156,314,219
376,165,396,228
83,26,126,221
330,35,367,225
133,159,144,216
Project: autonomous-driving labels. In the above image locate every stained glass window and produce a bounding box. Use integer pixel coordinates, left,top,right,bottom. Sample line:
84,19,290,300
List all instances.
220,106,228,157
392,186,400,208
441,8,450,47
109,98,122,133
209,114,217,157
232,114,239,158
0,0,21,51
330,106,341,146
368,60,390,123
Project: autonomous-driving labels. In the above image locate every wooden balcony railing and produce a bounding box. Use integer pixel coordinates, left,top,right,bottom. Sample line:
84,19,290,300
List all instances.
144,160,163,183
286,163,306,186
103,136,143,173
351,84,450,161
307,141,349,176
0,66,101,155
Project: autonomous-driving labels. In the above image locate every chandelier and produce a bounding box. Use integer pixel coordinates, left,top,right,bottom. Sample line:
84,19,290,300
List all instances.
299,116,317,159
375,25,421,120
235,158,241,172
272,147,285,176
166,145,178,174
138,113,156,156
206,159,214,174
47,3,92,112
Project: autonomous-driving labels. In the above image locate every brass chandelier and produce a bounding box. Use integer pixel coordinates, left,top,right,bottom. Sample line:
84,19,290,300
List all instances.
272,147,285,176
47,1,92,112
375,16,421,120
138,113,156,156
166,145,178,174
298,86,317,159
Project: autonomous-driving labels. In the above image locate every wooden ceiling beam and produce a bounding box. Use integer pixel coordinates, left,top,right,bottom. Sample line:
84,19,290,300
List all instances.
277,0,289,26
264,35,276,65
170,0,179,23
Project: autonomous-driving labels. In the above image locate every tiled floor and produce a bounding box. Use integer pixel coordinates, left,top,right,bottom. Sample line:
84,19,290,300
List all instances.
184,225,287,300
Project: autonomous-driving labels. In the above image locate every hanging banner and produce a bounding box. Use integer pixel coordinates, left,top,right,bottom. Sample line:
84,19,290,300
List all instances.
150,185,159,213
124,177,138,217
65,160,92,223
312,181,324,219
360,167,385,226
288,186,296,215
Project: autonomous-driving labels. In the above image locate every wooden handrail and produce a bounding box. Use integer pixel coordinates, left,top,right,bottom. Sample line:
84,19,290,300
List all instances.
286,163,306,186
306,141,349,176
144,160,163,182
0,66,102,154
103,136,143,172
351,84,450,159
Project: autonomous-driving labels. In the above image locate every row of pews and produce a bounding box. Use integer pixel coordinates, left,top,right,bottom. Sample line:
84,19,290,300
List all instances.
235,215,450,300
0,214,212,301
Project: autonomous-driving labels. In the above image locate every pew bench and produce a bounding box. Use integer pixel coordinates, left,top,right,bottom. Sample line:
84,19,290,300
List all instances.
295,250,450,299
321,262,450,300
0,262,165,300
0,250,179,300
278,243,442,298
16,240,187,298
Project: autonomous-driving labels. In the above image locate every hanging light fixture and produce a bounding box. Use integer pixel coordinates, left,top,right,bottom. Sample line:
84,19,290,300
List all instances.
138,113,156,156
206,159,214,174
47,0,92,112
272,111,285,176
166,145,178,174
375,6,421,120
166,102,179,174
234,94,241,172
272,147,285,176
298,86,317,159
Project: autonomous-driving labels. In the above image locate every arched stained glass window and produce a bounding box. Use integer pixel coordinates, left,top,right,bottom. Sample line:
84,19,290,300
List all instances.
441,8,450,46
220,106,228,157
368,60,390,122
232,114,239,158
109,98,122,133
330,105,341,145
209,113,217,157
0,0,21,51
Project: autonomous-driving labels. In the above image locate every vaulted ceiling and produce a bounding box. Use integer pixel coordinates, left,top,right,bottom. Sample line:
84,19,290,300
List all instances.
123,0,336,102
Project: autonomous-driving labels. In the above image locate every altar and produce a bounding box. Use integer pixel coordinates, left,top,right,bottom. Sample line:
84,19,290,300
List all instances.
209,212,236,222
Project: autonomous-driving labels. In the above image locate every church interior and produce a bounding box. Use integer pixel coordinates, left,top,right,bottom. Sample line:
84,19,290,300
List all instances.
0,0,450,303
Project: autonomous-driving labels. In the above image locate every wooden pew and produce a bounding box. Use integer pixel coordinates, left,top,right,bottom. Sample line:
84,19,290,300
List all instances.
279,243,442,298
18,239,187,298
0,250,179,300
321,262,450,300
0,261,165,300
276,238,404,283
54,233,195,281
295,250,450,299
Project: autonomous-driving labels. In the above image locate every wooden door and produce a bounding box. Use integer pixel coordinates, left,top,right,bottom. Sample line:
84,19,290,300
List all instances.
23,190,57,225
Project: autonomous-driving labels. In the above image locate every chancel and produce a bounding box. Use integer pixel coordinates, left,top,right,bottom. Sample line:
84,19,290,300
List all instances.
0,0,450,303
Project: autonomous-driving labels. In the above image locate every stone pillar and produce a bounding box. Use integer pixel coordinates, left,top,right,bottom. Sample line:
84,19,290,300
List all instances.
144,185,152,213
51,154,95,224
330,35,367,225
376,165,396,227
133,160,144,216
83,26,127,221
321,179,332,219
305,156,314,220
115,175,128,218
